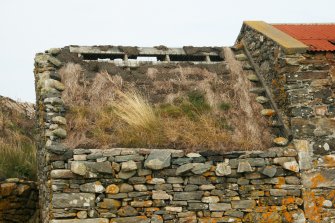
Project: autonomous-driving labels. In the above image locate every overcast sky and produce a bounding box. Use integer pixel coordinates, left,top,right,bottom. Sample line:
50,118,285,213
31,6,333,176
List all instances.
1,0,334,102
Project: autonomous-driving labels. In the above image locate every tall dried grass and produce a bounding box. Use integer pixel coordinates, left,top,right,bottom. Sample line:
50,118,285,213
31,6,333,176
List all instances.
162,115,230,150
0,98,37,179
0,141,37,179
112,90,159,132
59,64,121,106
61,62,272,151
64,90,242,151
59,63,86,106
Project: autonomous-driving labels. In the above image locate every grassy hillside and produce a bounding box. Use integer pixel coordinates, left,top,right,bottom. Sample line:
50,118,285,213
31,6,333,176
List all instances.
0,96,36,180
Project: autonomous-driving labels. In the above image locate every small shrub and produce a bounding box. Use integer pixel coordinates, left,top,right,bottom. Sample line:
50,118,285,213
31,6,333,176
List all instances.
219,102,231,111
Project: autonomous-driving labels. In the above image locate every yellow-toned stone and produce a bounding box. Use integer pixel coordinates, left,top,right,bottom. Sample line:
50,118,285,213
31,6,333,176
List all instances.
1,183,17,196
273,137,288,146
17,184,30,195
98,199,121,209
106,184,120,194
261,109,276,117
0,200,10,210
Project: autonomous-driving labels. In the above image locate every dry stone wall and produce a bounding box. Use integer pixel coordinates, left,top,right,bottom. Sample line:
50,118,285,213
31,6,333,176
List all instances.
35,48,66,223
34,38,335,222
0,179,38,222
238,23,335,223
48,146,305,223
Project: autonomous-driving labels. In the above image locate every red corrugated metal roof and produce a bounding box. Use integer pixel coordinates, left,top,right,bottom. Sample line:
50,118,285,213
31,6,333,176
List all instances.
273,24,335,51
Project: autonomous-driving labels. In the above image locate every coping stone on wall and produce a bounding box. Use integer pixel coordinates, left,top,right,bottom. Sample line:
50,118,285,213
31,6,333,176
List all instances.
243,21,308,54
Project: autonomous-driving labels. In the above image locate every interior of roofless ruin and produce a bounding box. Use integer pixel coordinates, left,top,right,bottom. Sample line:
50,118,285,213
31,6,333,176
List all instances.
32,21,335,223
46,45,285,151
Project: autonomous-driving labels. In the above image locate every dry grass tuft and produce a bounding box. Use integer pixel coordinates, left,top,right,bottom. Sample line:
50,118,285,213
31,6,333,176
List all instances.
60,64,122,106
59,63,86,105
112,90,159,132
162,115,230,150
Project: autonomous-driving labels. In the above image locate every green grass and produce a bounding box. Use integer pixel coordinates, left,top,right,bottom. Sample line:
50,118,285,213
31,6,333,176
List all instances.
159,90,212,120
187,90,211,112
219,102,231,111
0,141,37,180
0,100,37,180
158,104,183,118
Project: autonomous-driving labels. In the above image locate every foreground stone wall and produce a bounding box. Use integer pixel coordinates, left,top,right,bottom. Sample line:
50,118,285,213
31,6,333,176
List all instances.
0,179,39,222
238,23,335,223
48,146,305,223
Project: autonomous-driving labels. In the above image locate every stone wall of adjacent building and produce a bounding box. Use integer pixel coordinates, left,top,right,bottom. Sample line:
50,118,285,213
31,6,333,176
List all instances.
0,179,39,222
238,23,335,222
238,23,335,141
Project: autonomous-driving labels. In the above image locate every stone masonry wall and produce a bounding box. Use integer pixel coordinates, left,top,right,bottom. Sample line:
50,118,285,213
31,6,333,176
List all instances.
0,179,39,222
48,146,305,223
35,48,67,223
239,24,335,142
238,24,335,223
34,41,335,223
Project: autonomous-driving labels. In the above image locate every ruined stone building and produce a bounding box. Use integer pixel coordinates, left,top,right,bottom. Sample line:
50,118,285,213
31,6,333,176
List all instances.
28,21,335,222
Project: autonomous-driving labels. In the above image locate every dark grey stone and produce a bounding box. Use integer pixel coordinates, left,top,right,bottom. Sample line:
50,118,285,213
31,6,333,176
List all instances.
115,155,144,162
188,202,208,210
128,177,146,184
176,163,194,175
46,144,67,155
172,158,192,165
52,193,95,208
209,203,232,211
144,150,171,170
188,176,209,185
174,191,204,200
261,166,277,177
237,160,253,173
191,163,212,174
86,162,113,174
184,185,199,191
231,200,256,209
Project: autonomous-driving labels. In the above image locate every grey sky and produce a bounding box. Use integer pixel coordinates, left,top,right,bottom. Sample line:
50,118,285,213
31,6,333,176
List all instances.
0,0,334,102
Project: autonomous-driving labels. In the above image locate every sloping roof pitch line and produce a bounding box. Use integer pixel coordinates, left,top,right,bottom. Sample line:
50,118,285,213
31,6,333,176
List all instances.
273,24,335,51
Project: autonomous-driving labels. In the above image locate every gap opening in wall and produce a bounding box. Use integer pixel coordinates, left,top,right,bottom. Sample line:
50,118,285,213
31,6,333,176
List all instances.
209,55,223,62
169,55,206,62
82,53,223,62
82,53,124,60
135,56,158,62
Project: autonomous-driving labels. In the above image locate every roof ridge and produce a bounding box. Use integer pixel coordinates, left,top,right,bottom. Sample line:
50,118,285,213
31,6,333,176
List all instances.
272,23,335,26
